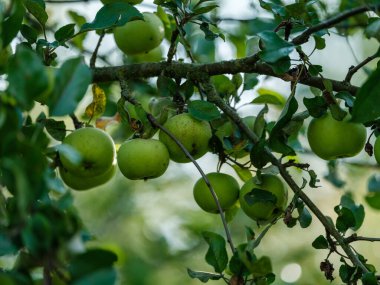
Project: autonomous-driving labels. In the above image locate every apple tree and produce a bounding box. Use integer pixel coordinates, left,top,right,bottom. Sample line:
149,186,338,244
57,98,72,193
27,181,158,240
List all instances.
1,0,380,284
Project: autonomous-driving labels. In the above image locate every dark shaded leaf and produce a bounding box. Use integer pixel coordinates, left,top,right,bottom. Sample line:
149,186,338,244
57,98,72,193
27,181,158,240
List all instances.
188,100,221,121
351,68,380,123
312,235,329,249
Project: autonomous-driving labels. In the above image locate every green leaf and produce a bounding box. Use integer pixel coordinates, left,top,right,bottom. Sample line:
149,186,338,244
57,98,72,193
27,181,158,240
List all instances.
267,56,291,75
298,206,312,228
243,73,259,91
322,79,333,92
247,224,272,250
202,231,228,273
365,193,380,210
49,57,92,116
335,194,365,232
20,24,38,44
187,268,222,283
362,272,378,285
250,139,271,169
188,100,221,121
55,23,76,44
0,233,17,256
69,249,118,281
157,75,177,97
268,96,298,155
308,64,322,76
324,160,345,188
311,235,329,249
1,0,25,47
253,88,286,106
80,3,142,32
44,119,67,141
365,174,380,210
365,18,380,41
244,189,277,206
232,164,252,182
250,256,273,277
367,174,380,193
7,46,48,110
335,91,355,108
313,35,326,50
351,68,380,123
72,268,116,285
258,31,294,63
25,0,48,26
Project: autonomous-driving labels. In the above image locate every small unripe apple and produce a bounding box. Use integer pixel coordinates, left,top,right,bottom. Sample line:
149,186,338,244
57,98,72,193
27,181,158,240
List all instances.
307,112,366,160
159,113,212,163
374,136,380,164
113,12,164,55
117,138,169,180
59,163,116,190
59,128,116,177
193,172,240,213
239,174,288,224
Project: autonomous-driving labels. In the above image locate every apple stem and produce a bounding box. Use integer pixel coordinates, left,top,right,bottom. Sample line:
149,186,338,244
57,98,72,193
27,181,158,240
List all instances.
147,113,237,254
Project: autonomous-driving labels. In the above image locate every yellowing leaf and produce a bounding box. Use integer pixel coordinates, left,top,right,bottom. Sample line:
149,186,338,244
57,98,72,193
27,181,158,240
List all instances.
85,84,106,119
252,88,286,107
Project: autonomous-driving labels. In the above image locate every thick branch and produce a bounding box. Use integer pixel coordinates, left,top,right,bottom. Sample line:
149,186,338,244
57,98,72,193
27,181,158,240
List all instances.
92,55,359,94
292,4,380,45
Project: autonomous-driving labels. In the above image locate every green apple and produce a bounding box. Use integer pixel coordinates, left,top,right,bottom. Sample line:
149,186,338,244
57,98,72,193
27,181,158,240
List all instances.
101,0,142,4
374,136,380,164
193,172,240,213
113,12,164,55
239,174,288,224
159,113,212,163
59,128,116,177
59,163,116,191
307,112,366,160
128,46,163,63
117,138,169,180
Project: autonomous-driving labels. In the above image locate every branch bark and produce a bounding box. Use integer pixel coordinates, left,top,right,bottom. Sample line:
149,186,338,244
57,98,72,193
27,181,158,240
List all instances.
92,55,359,94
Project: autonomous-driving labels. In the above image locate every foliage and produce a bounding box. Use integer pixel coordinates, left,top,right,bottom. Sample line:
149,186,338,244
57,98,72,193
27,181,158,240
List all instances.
1,0,380,284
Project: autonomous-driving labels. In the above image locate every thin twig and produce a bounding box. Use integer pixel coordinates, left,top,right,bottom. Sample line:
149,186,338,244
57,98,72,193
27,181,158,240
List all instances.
292,4,380,45
344,51,379,82
147,113,236,253
345,234,380,244
90,31,106,68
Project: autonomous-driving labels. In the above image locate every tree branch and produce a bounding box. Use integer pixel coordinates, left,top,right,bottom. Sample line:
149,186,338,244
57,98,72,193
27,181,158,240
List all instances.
198,76,370,275
344,51,379,83
292,4,380,45
345,234,380,244
92,54,359,94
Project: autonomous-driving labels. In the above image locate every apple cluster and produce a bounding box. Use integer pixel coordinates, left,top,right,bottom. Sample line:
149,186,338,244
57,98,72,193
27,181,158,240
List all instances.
58,113,213,189
193,172,288,224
